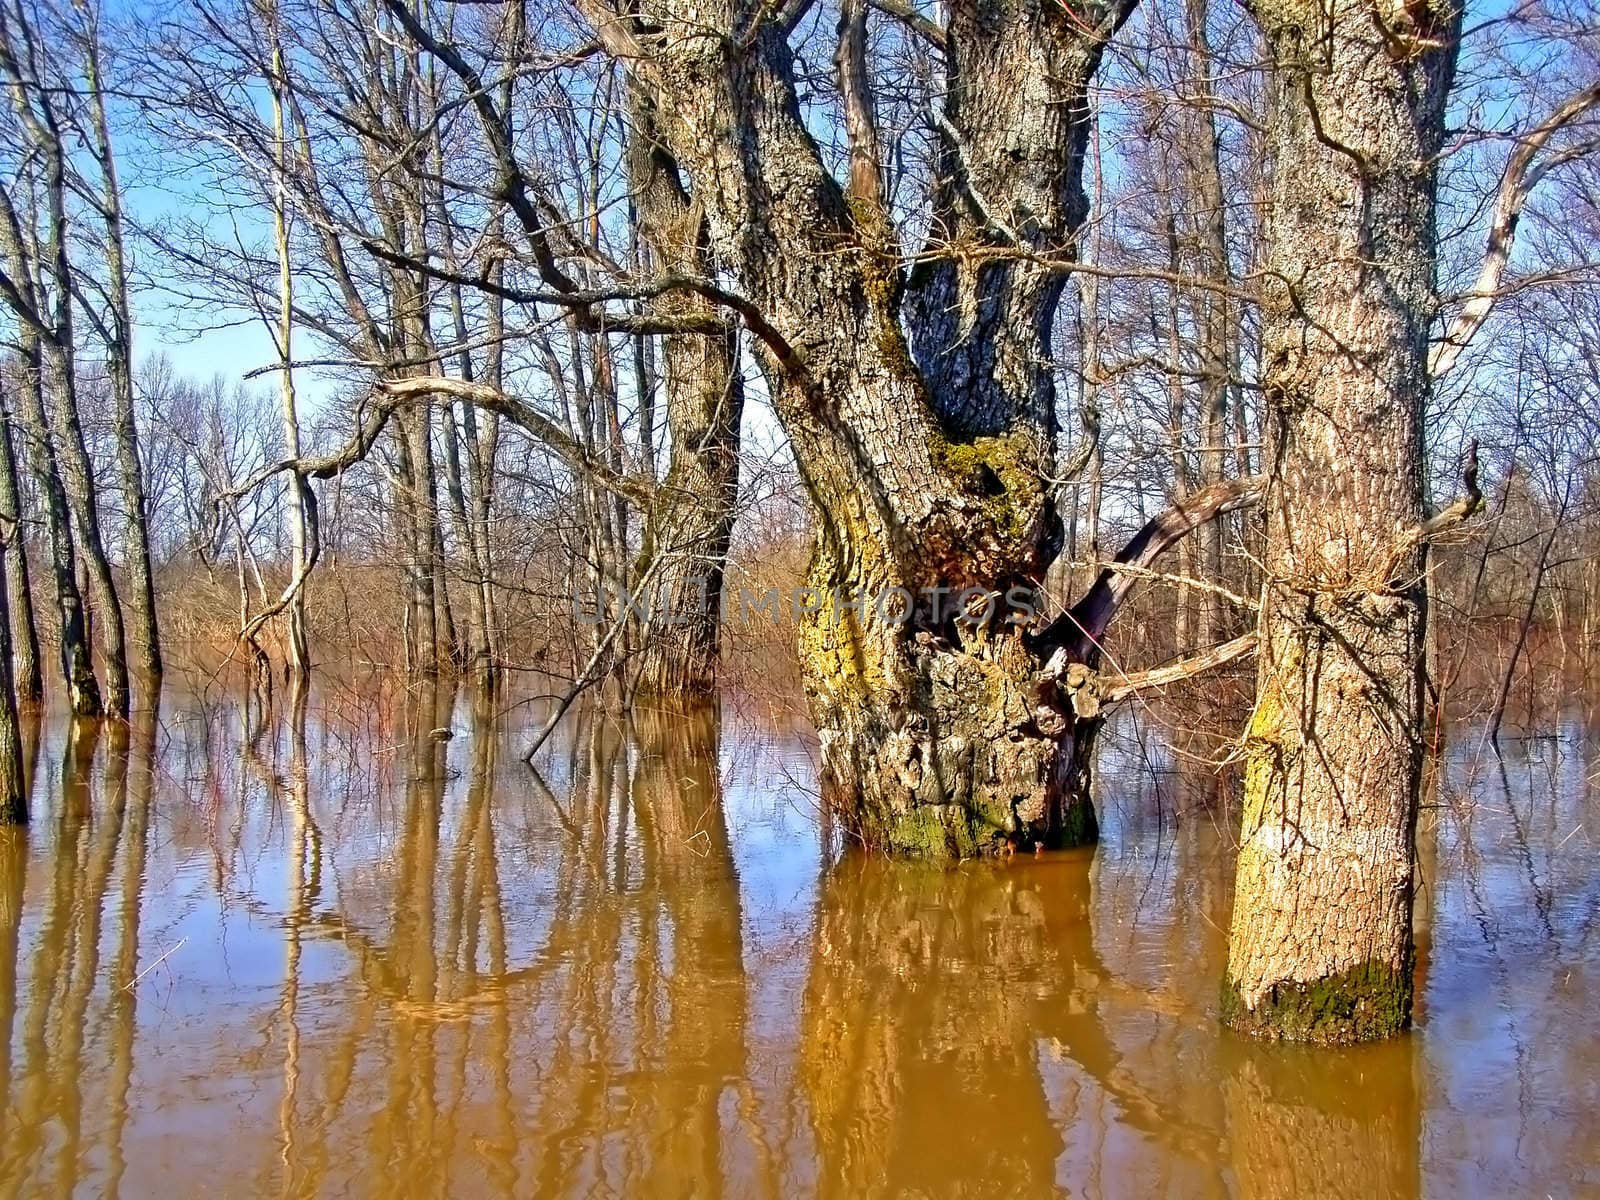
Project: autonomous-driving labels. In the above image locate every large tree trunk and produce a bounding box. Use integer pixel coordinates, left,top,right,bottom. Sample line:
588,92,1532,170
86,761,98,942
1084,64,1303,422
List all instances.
1223,0,1459,1043
615,0,1152,854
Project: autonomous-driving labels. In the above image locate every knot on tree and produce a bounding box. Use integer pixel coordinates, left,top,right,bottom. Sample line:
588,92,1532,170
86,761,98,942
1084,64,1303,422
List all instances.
1033,659,1101,736
1058,661,1103,719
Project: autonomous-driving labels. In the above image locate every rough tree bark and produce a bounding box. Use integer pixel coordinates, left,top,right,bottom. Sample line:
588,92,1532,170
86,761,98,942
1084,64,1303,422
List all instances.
1223,0,1461,1043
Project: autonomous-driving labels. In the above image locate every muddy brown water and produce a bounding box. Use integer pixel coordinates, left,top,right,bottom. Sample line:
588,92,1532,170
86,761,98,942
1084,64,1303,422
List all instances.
0,685,1593,1197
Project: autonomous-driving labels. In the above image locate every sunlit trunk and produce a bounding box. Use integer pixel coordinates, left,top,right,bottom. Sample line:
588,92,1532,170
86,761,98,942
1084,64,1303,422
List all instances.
265,12,314,678
0,408,41,707
0,0,127,714
44,338,131,718
625,0,1153,855
439,400,490,675
84,18,162,682
463,353,502,687
8,348,100,717
393,409,441,677
1224,0,1460,1043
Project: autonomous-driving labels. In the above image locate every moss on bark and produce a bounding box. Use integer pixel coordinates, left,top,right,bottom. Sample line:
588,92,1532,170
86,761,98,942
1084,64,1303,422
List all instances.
1052,793,1098,848
1221,959,1412,1045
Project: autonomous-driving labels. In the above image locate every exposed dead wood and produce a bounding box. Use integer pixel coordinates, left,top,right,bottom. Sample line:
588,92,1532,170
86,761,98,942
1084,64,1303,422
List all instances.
1103,633,1259,703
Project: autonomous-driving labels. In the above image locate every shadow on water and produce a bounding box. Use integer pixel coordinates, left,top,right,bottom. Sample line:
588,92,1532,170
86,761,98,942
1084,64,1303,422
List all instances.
0,686,1590,1196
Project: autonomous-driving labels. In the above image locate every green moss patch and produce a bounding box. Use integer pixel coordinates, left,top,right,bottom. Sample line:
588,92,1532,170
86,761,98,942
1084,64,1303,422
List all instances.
1221,959,1412,1045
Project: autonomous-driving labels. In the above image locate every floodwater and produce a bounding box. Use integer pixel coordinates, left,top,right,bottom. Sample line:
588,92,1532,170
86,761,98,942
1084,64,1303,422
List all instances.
0,682,1594,1198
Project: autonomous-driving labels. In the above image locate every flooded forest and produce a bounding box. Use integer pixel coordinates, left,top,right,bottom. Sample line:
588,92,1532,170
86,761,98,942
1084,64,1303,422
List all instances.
0,0,1597,1192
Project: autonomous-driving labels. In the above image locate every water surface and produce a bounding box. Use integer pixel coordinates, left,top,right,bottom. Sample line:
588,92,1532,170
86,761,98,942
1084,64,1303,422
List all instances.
0,685,1593,1197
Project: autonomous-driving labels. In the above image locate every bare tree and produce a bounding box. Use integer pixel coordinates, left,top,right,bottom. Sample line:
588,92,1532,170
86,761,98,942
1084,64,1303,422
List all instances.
0,398,40,706
73,0,163,681
0,0,131,717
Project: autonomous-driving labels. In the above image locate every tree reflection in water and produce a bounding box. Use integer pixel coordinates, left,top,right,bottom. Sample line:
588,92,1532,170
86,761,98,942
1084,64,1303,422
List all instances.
0,691,1588,1196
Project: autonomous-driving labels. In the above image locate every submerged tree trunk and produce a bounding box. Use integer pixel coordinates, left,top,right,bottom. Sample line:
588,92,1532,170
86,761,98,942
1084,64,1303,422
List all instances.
627,89,745,698
1223,0,1460,1043
0,59,105,718
45,339,131,718
265,9,314,679
3,37,132,718
393,410,441,677
0,407,41,708
0,529,24,822
609,0,1262,854
7,351,101,717
83,15,162,682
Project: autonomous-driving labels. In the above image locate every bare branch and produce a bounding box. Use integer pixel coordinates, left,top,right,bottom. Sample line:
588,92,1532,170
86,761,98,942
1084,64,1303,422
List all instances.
1431,82,1600,379
1032,475,1265,662
834,0,885,211
1104,633,1259,703
863,0,945,47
